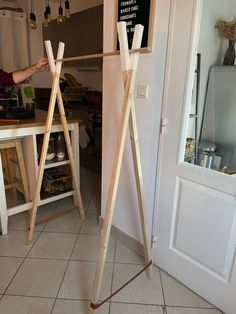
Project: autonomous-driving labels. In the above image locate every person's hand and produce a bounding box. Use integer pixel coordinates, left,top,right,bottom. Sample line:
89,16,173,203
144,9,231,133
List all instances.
33,58,49,72
12,58,50,84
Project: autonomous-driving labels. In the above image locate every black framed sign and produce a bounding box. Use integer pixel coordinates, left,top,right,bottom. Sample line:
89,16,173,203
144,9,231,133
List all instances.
116,0,155,50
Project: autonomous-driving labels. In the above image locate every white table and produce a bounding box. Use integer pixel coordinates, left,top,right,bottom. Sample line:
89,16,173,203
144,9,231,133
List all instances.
0,112,80,235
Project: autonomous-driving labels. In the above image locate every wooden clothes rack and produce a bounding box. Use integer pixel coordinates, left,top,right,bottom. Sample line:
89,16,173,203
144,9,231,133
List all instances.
89,22,153,311
27,41,85,245
27,21,153,310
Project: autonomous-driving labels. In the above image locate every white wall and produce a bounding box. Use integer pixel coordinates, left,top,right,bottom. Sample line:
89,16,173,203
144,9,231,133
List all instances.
197,0,236,137
0,0,14,7
4,0,103,89
102,0,170,243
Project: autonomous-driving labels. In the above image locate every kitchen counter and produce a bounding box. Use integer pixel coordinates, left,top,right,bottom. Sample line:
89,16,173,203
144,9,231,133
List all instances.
0,109,81,130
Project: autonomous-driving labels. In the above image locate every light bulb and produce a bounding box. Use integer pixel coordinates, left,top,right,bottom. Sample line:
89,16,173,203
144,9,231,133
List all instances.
65,9,71,19
65,0,71,18
29,12,37,30
57,5,65,24
43,11,49,28
42,21,48,28
57,15,65,24
46,4,51,22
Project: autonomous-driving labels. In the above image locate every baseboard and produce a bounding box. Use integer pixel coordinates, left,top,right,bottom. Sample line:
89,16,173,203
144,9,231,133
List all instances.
99,216,145,259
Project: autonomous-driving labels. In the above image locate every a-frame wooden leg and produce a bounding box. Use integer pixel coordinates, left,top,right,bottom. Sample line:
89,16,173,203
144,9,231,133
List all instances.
119,22,153,279
27,43,65,245
129,100,153,279
0,151,8,235
56,88,85,220
90,23,145,311
45,41,85,220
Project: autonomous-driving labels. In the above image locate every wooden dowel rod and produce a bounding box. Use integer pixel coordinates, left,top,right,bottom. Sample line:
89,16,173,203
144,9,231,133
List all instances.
55,47,151,63
27,42,65,245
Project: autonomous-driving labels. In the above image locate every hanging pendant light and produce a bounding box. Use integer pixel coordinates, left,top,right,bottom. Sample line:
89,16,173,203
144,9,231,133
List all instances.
65,0,71,19
29,0,37,30
46,0,51,23
57,0,65,24
43,11,49,28
43,0,49,28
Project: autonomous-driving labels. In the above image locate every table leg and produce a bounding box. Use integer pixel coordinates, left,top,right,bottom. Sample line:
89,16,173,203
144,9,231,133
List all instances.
0,152,8,235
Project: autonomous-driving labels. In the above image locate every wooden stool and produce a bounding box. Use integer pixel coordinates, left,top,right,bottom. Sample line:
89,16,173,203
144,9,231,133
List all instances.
0,139,30,203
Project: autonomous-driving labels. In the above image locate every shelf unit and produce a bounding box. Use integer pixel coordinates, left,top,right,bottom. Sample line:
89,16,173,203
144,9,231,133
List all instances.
44,159,70,169
0,117,80,235
185,53,201,164
19,122,79,211
36,133,70,198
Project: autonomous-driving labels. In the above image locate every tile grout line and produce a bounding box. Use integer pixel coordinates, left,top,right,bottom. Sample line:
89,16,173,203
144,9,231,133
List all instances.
49,220,84,314
159,268,167,314
165,305,222,310
108,239,117,314
1,174,101,306
49,175,100,313
2,171,224,313
1,221,45,297
3,293,55,300
2,191,76,305
0,255,142,264
4,293,101,303
84,175,101,216
7,174,105,308
1,208,51,299
108,300,222,310
8,200,59,234
40,199,63,233
98,299,171,307
160,270,219,311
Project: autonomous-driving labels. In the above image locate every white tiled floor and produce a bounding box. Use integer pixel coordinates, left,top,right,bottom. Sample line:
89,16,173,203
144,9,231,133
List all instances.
0,168,223,314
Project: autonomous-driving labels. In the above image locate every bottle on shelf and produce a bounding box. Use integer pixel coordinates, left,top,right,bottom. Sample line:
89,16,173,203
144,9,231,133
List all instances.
46,136,56,161
56,132,66,160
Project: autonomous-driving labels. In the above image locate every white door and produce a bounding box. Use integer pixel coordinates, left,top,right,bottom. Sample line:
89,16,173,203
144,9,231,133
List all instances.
153,0,236,313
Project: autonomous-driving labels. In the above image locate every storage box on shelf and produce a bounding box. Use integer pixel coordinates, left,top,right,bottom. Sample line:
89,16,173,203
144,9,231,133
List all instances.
41,166,72,199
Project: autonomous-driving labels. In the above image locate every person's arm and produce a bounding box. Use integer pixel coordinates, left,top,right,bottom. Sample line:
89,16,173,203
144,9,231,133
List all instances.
12,58,49,84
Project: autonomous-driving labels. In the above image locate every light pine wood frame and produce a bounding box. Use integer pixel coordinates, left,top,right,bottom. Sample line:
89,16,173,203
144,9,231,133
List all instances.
27,42,85,245
89,22,153,312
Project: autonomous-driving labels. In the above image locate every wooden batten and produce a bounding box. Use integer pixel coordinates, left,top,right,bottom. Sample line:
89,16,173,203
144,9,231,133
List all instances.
27,41,85,245
55,47,150,64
